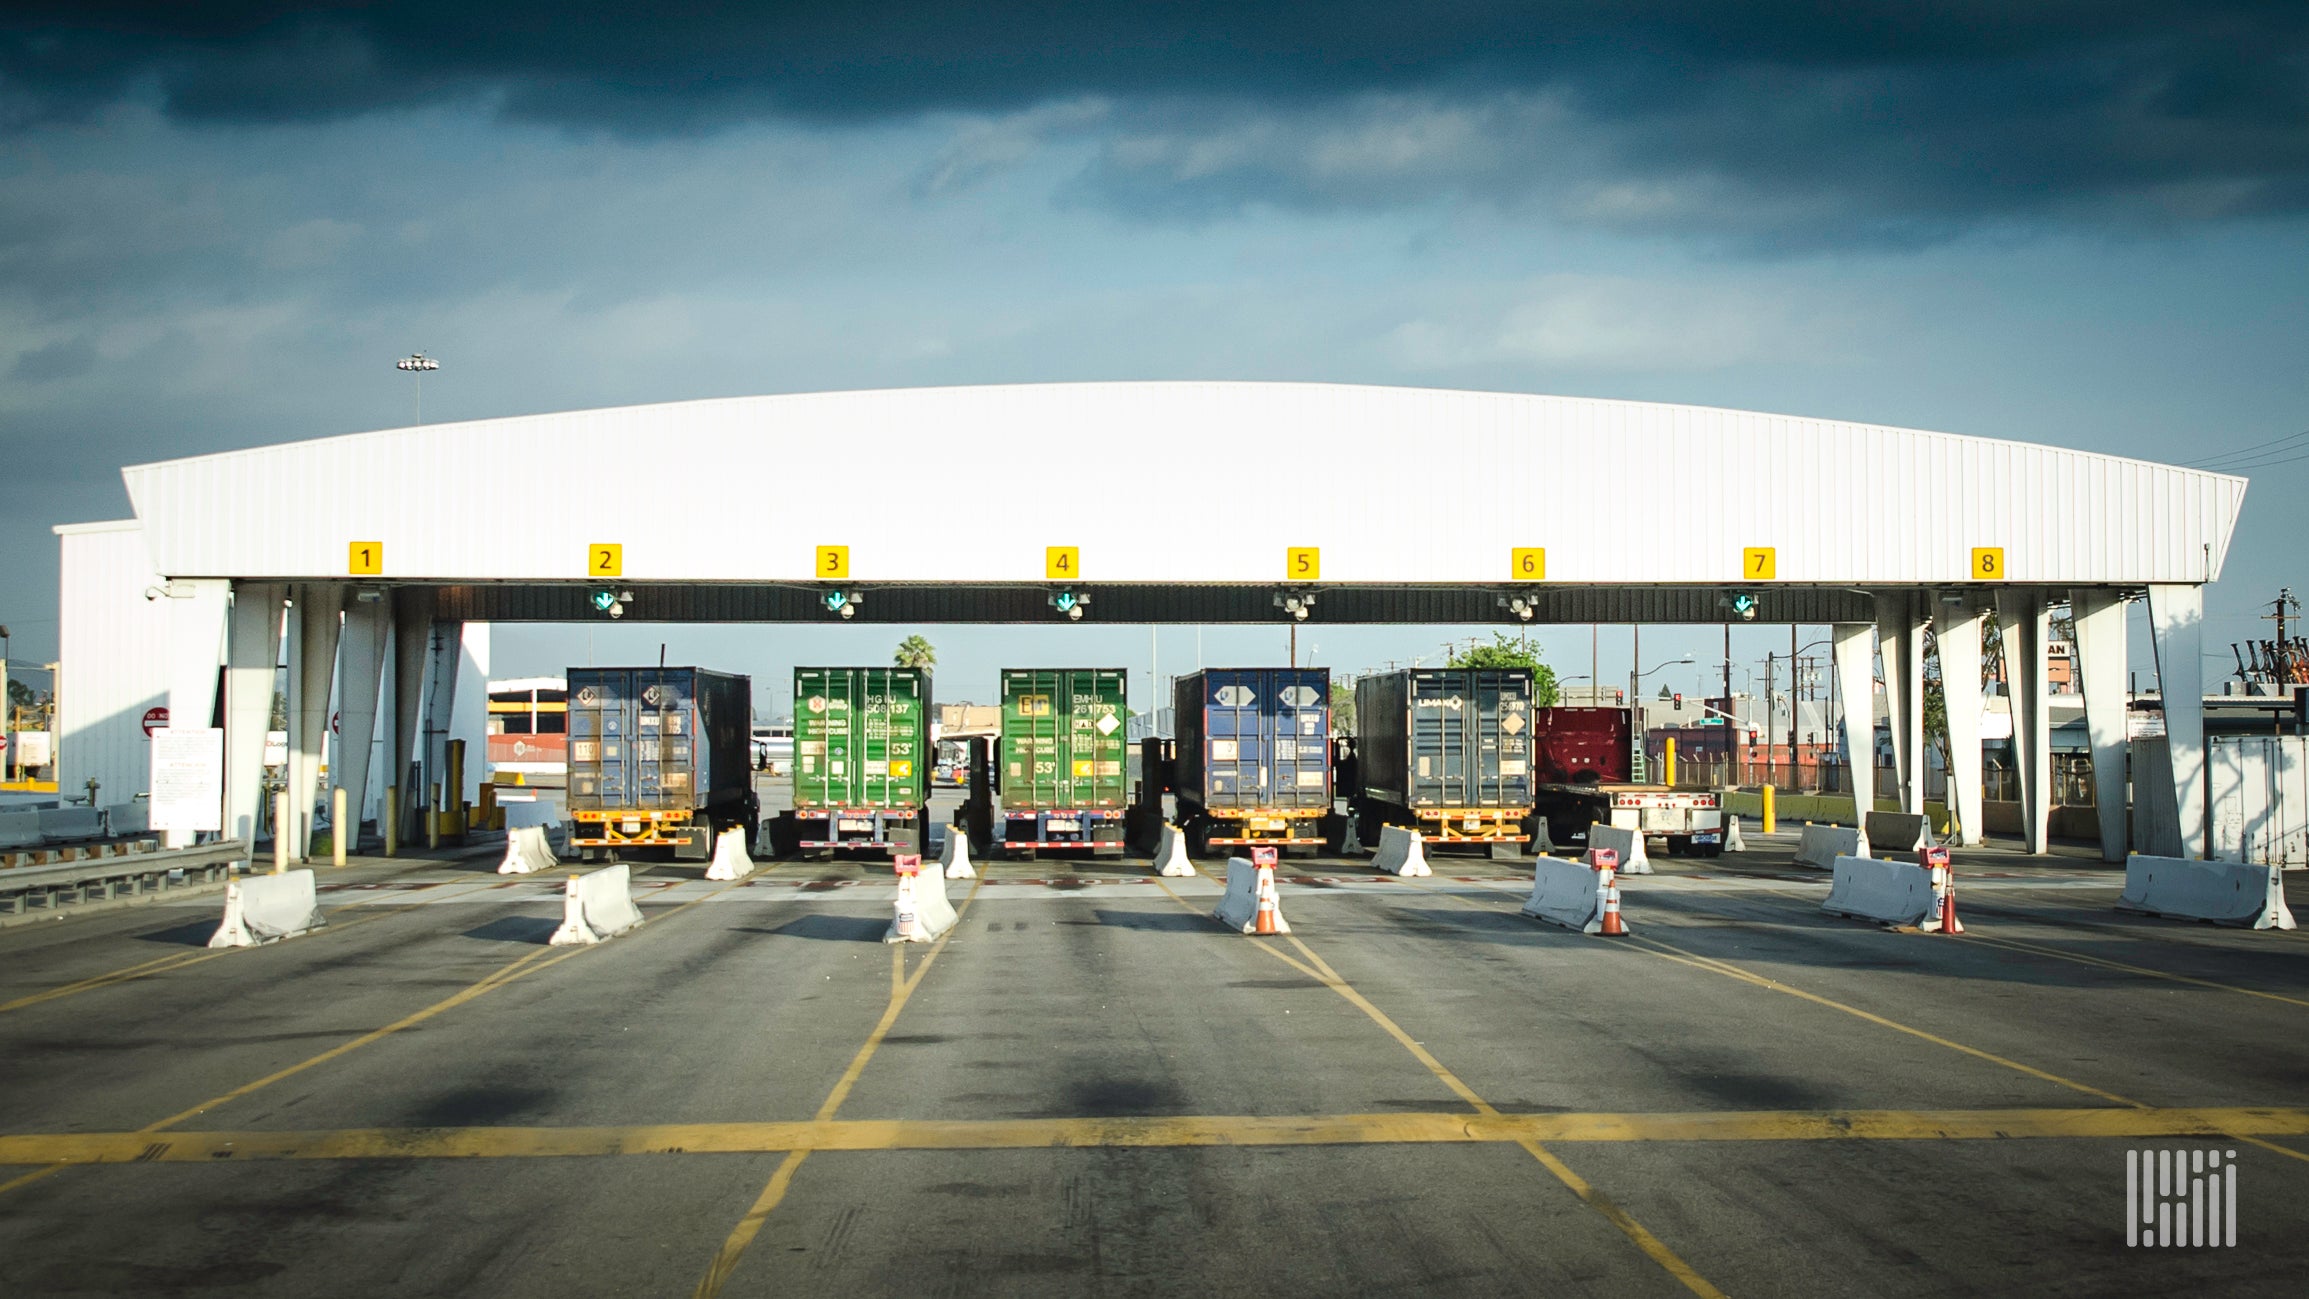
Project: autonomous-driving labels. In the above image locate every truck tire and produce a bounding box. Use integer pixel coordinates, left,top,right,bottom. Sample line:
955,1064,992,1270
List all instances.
1664,835,1689,856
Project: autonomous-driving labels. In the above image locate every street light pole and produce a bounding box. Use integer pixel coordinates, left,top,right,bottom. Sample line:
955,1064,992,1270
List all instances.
396,352,439,424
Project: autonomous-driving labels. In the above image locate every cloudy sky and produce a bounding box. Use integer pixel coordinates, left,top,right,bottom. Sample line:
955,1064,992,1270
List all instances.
3,3,2305,706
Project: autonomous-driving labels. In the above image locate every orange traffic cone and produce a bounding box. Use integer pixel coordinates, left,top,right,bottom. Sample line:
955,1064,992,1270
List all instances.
1920,846,1963,935
1253,863,1285,935
893,855,922,941
1597,865,1628,936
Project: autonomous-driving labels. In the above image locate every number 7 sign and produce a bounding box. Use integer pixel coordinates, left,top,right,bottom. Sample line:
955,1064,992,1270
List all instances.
1742,547,1776,580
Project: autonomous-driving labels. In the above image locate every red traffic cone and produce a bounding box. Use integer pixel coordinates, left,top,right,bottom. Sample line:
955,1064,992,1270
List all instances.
1919,846,1963,935
1597,865,1628,936
1252,863,1286,935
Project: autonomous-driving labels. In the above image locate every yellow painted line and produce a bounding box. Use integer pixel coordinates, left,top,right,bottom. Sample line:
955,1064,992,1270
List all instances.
693,875,985,1299
1154,871,1723,1299
8,1106,2308,1167
0,872,524,1016
0,870,759,1202
1961,932,2309,1011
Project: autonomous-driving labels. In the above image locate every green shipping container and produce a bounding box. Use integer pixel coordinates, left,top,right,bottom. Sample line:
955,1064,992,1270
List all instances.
793,667,931,810
1000,668,1130,811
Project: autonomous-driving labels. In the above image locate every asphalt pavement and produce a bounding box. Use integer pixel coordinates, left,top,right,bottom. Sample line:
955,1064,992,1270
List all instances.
1,822,2304,1297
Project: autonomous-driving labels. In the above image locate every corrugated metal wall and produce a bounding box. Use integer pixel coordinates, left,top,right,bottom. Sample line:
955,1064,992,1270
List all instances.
121,383,2247,588
56,522,171,803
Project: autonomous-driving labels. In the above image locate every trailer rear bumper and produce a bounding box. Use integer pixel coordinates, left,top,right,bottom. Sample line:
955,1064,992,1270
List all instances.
1001,809,1123,849
1411,809,1532,843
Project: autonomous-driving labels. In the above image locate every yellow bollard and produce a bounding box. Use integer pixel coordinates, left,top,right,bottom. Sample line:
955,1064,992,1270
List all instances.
1761,784,1777,835
332,786,348,867
273,790,290,874
1664,738,1677,788
385,785,400,858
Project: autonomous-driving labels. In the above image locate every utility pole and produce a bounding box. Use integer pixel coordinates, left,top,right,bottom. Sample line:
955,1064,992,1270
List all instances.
1723,622,1734,780
1765,652,1777,789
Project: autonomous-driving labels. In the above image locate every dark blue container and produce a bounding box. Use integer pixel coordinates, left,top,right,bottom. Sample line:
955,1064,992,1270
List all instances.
1171,668,1332,813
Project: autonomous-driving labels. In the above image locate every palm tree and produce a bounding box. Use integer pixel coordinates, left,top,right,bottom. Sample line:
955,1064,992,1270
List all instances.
894,635,936,674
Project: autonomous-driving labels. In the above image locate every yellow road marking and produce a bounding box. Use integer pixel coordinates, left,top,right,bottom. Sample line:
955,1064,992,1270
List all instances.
693,875,985,1299
0,873,524,1016
1960,932,2309,1011
7,1105,2306,1167
1156,869,1723,1299
0,870,759,1201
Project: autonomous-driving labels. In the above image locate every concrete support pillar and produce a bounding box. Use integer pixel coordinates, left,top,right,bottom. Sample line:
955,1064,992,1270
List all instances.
1935,593,1988,847
2073,588,2132,863
1831,621,1876,826
450,623,491,809
2148,583,2207,859
390,588,436,838
1875,590,1929,815
162,579,231,848
223,582,287,846
288,583,344,861
1997,587,2054,854
334,590,392,844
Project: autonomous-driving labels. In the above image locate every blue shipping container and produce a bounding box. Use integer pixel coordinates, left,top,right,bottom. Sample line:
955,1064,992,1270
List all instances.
1172,668,1332,811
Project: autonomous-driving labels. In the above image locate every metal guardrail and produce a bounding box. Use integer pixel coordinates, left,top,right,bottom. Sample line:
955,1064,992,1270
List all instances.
0,840,253,917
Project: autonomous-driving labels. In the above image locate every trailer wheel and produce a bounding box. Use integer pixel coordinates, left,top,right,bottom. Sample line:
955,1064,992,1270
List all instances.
1187,819,1214,858
1694,844,1724,859
1664,835,1690,857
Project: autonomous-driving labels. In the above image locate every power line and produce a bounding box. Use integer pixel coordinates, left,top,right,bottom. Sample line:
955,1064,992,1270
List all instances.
2185,428,2309,469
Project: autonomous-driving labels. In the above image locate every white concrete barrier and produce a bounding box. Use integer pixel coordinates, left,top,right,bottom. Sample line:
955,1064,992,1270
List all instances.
37,806,103,842
0,810,39,849
1587,823,1651,875
1821,855,1939,928
938,828,976,879
1213,857,1289,934
498,825,559,875
1794,823,1869,870
1521,856,1614,934
550,864,646,945
1371,825,1432,877
208,869,325,947
2118,856,2298,930
1153,823,1196,878
1864,811,1931,853
705,826,754,881
103,803,149,837
886,863,958,943
1724,815,1746,853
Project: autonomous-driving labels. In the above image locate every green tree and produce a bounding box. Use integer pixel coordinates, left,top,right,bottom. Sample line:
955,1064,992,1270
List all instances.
893,635,937,673
1330,680,1356,735
1448,633,1560,705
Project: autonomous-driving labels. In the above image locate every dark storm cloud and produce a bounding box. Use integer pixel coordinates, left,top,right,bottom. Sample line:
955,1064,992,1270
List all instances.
3,3,2307,238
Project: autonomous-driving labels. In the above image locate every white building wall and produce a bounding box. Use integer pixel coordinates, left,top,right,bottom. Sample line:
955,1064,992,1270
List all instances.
53,521,172,805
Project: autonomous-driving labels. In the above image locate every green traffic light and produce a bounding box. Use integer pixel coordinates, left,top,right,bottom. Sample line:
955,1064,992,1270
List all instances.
590,589,617,612
823,590,848,611
1052,591,1078,613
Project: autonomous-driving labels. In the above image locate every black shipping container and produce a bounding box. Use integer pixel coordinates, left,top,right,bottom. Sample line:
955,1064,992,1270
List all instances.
1355,669,1535,811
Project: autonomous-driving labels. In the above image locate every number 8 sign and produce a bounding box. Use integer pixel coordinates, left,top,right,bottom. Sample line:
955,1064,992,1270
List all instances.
1972,547,2006,580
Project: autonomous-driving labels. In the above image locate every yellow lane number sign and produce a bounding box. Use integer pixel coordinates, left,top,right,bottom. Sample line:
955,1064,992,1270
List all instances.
1972,547,2006,580
1046,546,1079,580
348,541,382,576
816,545,850,580
1743,547,1776,580
1511,548,1546,581
1287,547,1321,581
589,544,623,577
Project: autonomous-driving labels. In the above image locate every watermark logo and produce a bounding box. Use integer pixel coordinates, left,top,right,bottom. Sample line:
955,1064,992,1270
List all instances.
2127,1148,2237,1247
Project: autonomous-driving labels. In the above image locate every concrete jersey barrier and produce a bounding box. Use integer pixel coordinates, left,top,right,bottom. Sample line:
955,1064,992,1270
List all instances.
1213,857,1288,933
498,826,559,874
1520,856,1615,934
1794,824,1869,870
1153,824,1196,878
704,826,754,881
938,828,976,879
1864,812,1931,853
103,803,149,837
2118,856,2298,930
0,811,39,850
209,869,326,947
550,864,646,945
886,863,958,943
37,806,103,842
1371,825,1432,877
1723,815,1746,853
1821,855,1938,929
1586,824,1651,875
